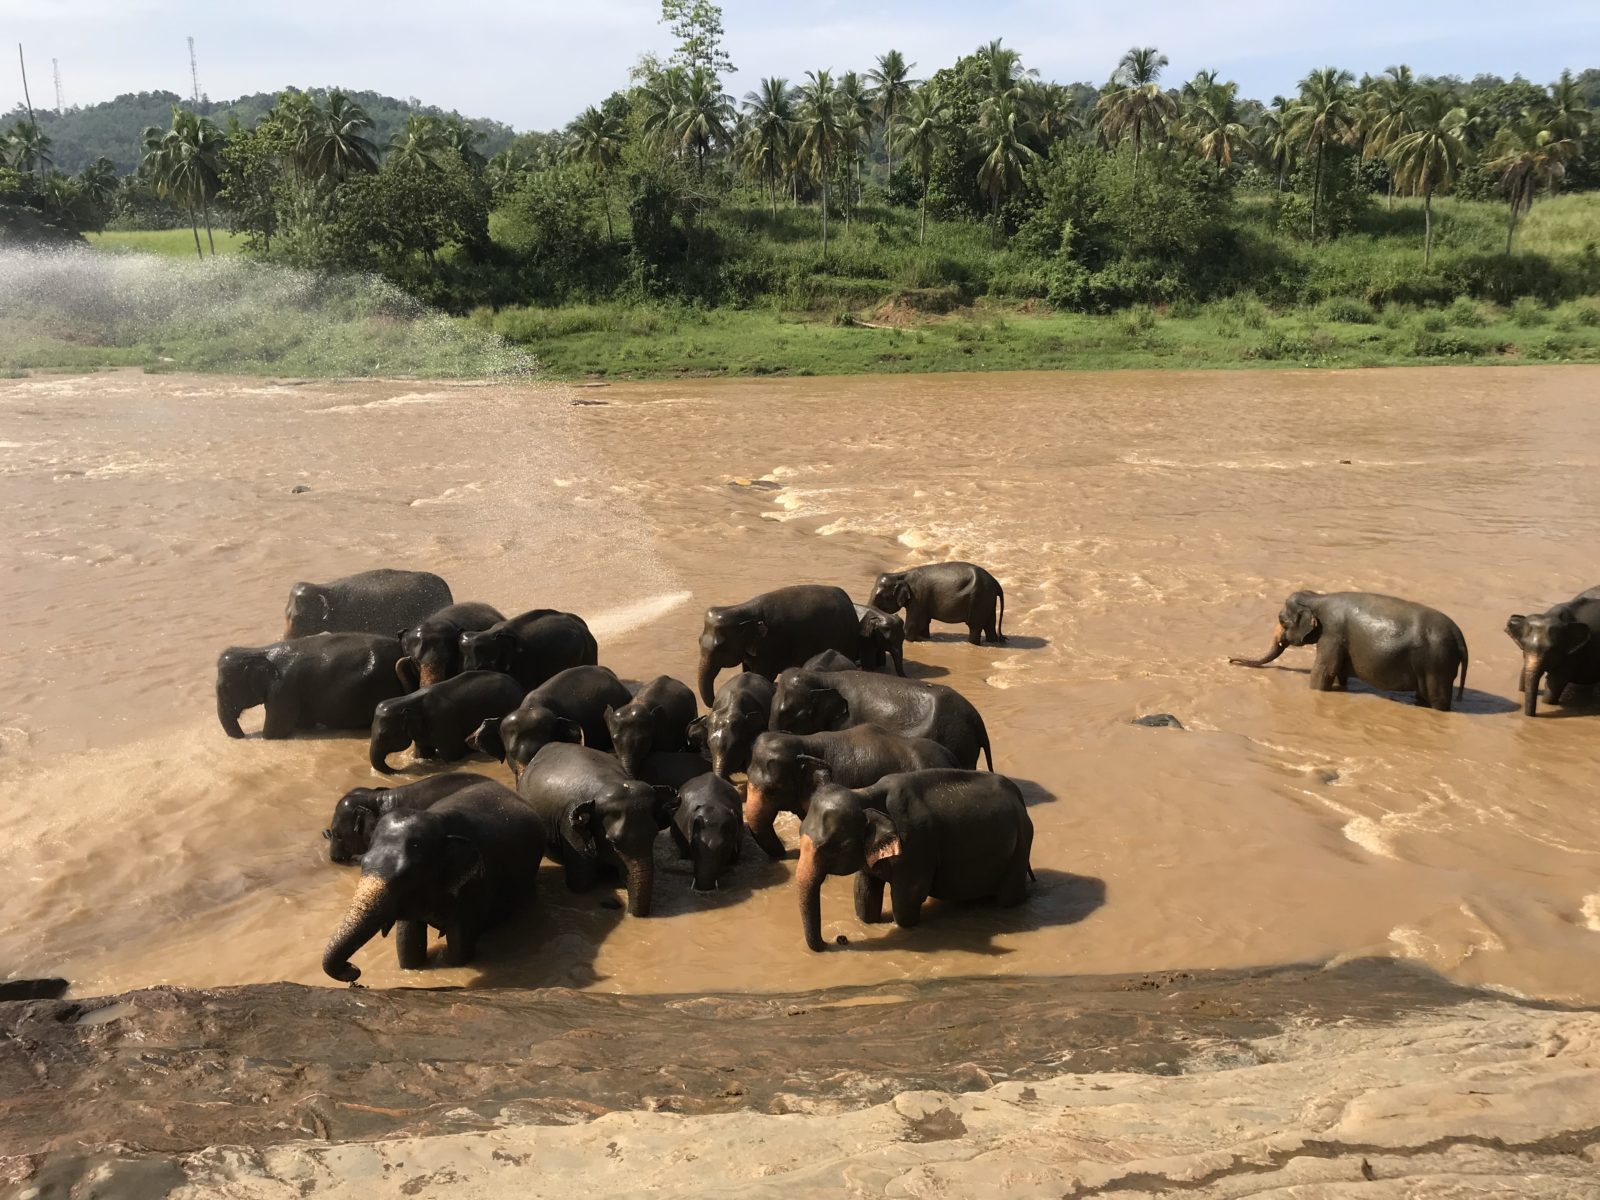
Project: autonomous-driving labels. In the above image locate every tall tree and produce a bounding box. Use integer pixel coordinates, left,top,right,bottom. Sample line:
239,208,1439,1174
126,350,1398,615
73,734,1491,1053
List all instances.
1253,95,1297,189
1096,46,1177,180
894,86,946,243
975,38,1036,101
867,50,918,179
1489,113,1576,253
1361,65,1419,208
659,0,734,79
798,69,842,254
836,71,873,226
140,106,225,258
741,77,797,216
1387,87,1468,264
566,105,625,237
670,66,734,172
1024,80,1082,148
6,119,53,175
441,116,487,174
387,115,447,172
975,91,1038,237
1290,66,1358,239
1182,75,1250,176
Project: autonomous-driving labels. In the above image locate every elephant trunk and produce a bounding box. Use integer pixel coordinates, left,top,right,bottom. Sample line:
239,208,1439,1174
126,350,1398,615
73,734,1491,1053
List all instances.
697,654,720,707
396,657,422,692
691,843,721,892
369,731,398,775
623,850,655,917
1523,654,1544,717
797,834,828,952
417,656,449,688
322,874,395,982
1230,622,1288,668
216,693,245,740
889,644,905,676
743,785,786,859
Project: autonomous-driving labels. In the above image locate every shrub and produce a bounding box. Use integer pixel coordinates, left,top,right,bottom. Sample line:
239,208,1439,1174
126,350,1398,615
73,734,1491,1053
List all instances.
1445,296,1488,327
1319,296,1375,324
1121,304,1157,336
1418,311,1449,333
1510,297,1548,327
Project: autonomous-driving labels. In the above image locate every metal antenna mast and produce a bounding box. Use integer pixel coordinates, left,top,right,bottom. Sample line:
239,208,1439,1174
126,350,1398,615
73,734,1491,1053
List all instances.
53,58,63,112
188,36,200,105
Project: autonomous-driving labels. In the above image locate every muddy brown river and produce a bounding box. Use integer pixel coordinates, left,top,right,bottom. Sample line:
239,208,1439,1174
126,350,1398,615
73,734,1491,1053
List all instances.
3,366,1599,1003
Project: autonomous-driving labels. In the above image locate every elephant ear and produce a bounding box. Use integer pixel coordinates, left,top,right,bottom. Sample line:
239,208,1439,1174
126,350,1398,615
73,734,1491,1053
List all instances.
443,834,484,895
469,717,506,760
864,810,902,872
1558,621,1592,651
570,799,597,836
243,653,279,693
1505,615,1529,642
603,705,620,732
796,754,832,791
685,715,709,751
554,716,584,744
748,619,769,641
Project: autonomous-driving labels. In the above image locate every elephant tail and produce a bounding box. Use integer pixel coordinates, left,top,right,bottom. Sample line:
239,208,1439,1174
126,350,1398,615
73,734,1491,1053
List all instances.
980,726,994,772
1456,634,1469,700
997,584,1005,639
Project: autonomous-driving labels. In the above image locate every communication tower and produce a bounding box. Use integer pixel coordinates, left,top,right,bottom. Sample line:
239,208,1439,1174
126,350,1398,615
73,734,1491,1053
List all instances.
53,58,63,112
188,36,201,105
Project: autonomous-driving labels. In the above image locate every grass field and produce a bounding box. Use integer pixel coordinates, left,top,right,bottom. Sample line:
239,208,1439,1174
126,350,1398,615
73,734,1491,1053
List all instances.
87,228,246,257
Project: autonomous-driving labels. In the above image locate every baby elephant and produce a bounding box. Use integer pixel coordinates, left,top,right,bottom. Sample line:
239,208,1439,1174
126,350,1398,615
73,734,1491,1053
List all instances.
369,671,526,773
669,774,744,891
1506,588,1600,716
285,568,452,639
606,675,699,777
688,672,774,780
471,665,632,778
325,773,487,863
854,604,906,675
1231,590,1468,711
871,562,1006,645
797,769,1033,952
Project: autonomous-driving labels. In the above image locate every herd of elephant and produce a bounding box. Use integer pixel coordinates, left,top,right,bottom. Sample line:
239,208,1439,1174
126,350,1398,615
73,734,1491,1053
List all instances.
214,563,1027,982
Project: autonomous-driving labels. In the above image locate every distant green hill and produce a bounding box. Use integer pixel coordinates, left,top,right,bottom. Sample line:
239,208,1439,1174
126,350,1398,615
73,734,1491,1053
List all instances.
7,88,519,174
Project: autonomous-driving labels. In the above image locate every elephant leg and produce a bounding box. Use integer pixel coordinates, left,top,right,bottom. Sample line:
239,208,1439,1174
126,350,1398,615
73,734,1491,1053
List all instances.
261,700,301,740
442,917,475,967
966,621,982,646
904,605,927,642
1547,674,1570,705
996,831,1032,907
985,598,1007,645
889,880,927,929
395,920,429,970
564,858,600,893
1309,647,1340,692
670,825,692,859
855,873,887,923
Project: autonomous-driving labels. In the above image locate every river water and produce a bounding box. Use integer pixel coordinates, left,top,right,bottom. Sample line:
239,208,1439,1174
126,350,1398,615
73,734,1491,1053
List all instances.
3,366,1599,1002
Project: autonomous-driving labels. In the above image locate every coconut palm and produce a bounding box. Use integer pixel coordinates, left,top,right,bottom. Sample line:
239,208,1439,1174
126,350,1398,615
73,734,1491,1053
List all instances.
637,66,685,157
1387,87,1468,264
1289,66,1358,239
894,86,945,243
1095,46,1178,180
1023,80,1081,148
292,90,378,183
1253,96,1297,189
975,91,1038,238
1182,76,1250,176
441,117,486,173
741,77,798,216
76,157,120,208
836,71,874,225
671,66,735,171
140,106,226,258
6,119,53,176
975,38,1036,101
387,115,448,172
484,148,530,198
1544,69,1592,144
1361,65,1419,208
797,70,843,253
866,50,918,178
566,105,626,237
1489,114,1577,253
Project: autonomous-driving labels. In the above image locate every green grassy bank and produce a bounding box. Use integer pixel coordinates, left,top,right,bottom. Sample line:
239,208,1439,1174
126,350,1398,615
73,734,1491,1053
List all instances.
86,229,246,256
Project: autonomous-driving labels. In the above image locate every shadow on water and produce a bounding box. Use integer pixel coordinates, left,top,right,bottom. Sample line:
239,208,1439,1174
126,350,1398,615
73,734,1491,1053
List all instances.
841,869,1107,958
917,632,1050,652
1011,776,1059,807
1234,664,1520,715
899,660,951,680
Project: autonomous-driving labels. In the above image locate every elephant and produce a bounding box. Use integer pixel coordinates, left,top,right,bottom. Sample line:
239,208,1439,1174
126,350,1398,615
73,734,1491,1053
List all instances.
805,650,861,672
1230,590,1469,711
321,779,544,982
285,569,452,639
605,675,699,778
743,725,959,859
325,772,488,864
770,667,994,770
796,769,1033,952
634,750,716,791
687,672,775,780
514,743,673,917
669,774,744,892
697,584,860,704
471,665,632,778
397,602,505,689
460,609,598,691
216,632,405,739
854,604,906,675
1505,589,1600,716
870,563,1006,645
368,671,526,774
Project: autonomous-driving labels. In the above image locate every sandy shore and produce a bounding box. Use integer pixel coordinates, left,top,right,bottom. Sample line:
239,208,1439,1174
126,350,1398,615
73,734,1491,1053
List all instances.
4,962,1598,1198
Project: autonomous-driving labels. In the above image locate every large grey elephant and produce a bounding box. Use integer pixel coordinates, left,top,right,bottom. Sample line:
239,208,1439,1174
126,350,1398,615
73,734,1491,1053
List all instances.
870,562,1005,645
1230,590,1468,711
216,632,405,739
697,584,859,704
284,569,452,639
770,667,993,770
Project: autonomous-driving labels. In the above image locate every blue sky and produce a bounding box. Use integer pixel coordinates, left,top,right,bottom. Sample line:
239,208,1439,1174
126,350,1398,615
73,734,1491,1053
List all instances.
10,1,1598,130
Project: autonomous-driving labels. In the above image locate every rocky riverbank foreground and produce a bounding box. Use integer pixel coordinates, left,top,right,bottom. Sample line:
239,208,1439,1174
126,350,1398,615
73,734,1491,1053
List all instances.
2,961,1598,1198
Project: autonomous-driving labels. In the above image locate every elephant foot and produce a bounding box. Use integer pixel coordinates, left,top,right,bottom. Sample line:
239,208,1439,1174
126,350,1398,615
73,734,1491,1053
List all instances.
395,920,429,970
987,632,1008,645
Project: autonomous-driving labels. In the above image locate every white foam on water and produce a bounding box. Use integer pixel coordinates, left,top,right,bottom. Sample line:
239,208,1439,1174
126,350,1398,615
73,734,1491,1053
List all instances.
1342,815,1398,859
319,392,451,414
586,591,694,640
1582,894,1600,932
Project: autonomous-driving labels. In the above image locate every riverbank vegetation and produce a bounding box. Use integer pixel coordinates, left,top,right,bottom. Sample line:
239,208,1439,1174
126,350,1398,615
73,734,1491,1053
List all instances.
4,3,1597,379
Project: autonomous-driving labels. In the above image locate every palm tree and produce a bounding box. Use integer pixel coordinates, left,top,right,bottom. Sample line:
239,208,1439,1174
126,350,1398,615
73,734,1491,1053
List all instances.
866,50,917,179
1361,66,1418,208
975,38,1036,101
1095,46,1178,180
140,106,225,258
484,148,530,197
894,86,946,244
1182,75,1250,177
975,91,1038,238
286,90,378,183
1023,80,1081,149
1253,96,1297,189
6,119,53,176
76,157,120,208
566,105,625,237
797,70,842,254
1544,69,1592,144
638,66,685,158
741,77,798,216
1289,66,1358,239
1387,88,1468,265
670,66,734,172
1489,114,1577,253
441,117,486,173
836,71,873,226
387,115,447,171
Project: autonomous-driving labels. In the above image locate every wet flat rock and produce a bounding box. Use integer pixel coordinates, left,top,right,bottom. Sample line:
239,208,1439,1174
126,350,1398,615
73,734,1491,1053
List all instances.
3,960,1598,1198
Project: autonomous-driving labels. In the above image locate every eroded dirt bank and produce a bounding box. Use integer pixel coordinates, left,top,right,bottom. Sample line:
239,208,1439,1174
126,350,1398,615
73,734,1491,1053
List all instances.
3,962,1598,1198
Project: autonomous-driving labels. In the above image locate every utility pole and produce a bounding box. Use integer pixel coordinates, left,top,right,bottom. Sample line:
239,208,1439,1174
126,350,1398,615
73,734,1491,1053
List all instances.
53,58,63,113
17,43,41,184
188,36,201,106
